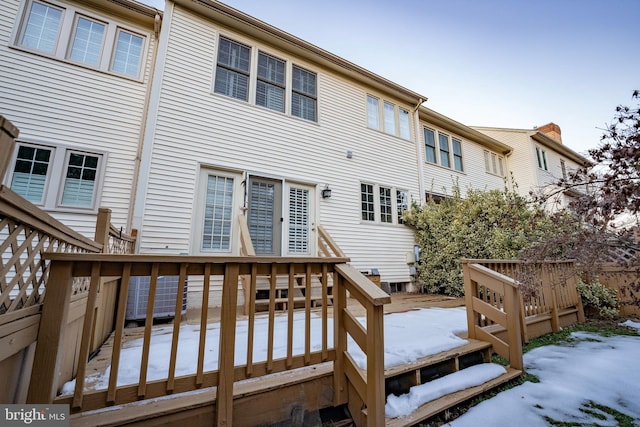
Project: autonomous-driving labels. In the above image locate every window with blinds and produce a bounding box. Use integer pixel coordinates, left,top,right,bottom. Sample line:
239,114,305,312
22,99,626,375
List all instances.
292,65,317,121
214,37,251,101
256,51,286,112
201,175,234,251
249,181,276,253
288,187,309,254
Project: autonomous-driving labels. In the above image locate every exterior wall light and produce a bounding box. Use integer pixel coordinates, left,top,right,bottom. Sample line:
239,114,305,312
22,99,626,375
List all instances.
322,184,332,199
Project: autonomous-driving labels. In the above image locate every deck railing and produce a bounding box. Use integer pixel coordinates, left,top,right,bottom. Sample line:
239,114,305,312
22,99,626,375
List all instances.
461,261,523,370
465,259,584,343
27,253,390,426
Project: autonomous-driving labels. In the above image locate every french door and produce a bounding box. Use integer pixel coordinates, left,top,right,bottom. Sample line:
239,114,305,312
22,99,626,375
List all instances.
247,177,315,256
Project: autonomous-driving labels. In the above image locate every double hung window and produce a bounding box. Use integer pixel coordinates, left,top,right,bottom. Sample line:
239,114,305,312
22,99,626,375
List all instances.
214,37,251,101
256,52,286,112
438,133,451,168
9,143,104,210
292,65,317,121
424,128,437,163
536,147,548,171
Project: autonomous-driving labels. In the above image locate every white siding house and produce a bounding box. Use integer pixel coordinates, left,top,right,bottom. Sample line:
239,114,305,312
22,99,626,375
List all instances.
125,1,519,305
473,123,591,211
0,0,160,236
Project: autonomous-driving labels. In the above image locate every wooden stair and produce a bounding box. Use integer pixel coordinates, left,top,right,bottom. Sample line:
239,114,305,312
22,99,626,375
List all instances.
351,339,522,426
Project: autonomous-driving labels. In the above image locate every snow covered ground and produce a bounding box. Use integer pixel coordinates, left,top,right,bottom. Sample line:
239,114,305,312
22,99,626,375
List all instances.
61,307,640,426
446,320,640,426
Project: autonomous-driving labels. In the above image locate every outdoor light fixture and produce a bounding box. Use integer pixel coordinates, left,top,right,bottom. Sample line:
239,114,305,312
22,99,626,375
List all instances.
322,184,332,199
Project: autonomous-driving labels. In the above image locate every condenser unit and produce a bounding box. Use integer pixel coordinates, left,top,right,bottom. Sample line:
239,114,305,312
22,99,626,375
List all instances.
126,276,187,322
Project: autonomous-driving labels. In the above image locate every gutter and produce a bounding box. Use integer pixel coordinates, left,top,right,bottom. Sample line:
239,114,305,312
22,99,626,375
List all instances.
413,99,426,202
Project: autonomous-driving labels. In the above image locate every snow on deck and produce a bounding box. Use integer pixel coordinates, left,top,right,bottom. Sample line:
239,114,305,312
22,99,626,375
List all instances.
61,307,469,394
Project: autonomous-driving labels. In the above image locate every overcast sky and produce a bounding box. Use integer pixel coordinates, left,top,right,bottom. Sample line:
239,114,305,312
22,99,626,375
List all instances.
139,0,640,156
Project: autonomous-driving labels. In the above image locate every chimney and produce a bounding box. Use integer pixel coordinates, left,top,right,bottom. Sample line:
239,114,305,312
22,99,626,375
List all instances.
537,122,562,144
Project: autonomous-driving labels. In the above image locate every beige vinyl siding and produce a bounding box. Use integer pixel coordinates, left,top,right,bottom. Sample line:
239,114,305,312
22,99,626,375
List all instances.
0,0,155,237
139,6,419,293
474,128,536,196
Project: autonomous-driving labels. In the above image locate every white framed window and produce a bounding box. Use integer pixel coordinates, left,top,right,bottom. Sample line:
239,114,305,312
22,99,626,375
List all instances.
361,183,375,221
8,142,105,211
366,94,411,140
484,150,506,177
68,15,105,67
379,186,392,223
111,28,144,77
256,51,286,112
396,190,408,224
536,147,548,170
291,65,317,121
424,127,437,164
398,108,410,139
202,174,235,252
19,1,63,54
560,159,567,180
14,0,148,79
59,151,100,208
214,37,251,101
452,138,463,172
10,144,53,204
383,101,396,135
367,95,380,129
438,133,451,168
360,183,409,225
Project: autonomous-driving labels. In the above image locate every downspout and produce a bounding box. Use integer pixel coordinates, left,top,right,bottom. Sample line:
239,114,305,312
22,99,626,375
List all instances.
130,2,174,246
413,99,426,203
127,11,162,233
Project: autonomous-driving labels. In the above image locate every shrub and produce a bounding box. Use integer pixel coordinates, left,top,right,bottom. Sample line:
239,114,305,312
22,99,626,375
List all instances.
577,279,620,319
404,186,558,296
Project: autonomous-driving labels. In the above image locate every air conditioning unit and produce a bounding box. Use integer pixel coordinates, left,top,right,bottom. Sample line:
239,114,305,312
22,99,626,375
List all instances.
126,276,188,322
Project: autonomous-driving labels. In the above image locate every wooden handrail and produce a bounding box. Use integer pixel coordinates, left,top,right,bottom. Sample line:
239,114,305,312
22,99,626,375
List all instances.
95,208,137,254
317,224,346,258
334,263,390,426
238,213,256,256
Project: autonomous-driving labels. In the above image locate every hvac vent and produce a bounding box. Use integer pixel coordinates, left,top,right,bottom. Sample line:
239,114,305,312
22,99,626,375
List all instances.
126,276,187,322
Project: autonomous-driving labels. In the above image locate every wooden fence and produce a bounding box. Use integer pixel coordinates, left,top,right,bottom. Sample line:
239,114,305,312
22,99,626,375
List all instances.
589,264,640,316
464,260,585,343
26,254,390,427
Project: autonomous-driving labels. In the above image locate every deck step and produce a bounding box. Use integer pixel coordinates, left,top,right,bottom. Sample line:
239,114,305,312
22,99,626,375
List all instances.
384,339,493,398
384,367,522,427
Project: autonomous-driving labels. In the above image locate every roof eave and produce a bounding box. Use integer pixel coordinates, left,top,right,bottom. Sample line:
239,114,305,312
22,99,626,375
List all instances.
420,108,513,155
530,132,593,167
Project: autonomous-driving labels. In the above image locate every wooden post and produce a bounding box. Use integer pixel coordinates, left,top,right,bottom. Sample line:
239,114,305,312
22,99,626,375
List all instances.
216,263,239,427
27,261,74,403
366,303,386,427
333,271,348,406
462,261,477,340
94,208,111,253
504,283,523,371
0,116,19,180
546,265,560,333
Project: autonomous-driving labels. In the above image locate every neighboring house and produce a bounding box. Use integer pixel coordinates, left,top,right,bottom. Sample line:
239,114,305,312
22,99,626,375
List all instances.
473,123,591,211
0,0,160,236
130,0,513,302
